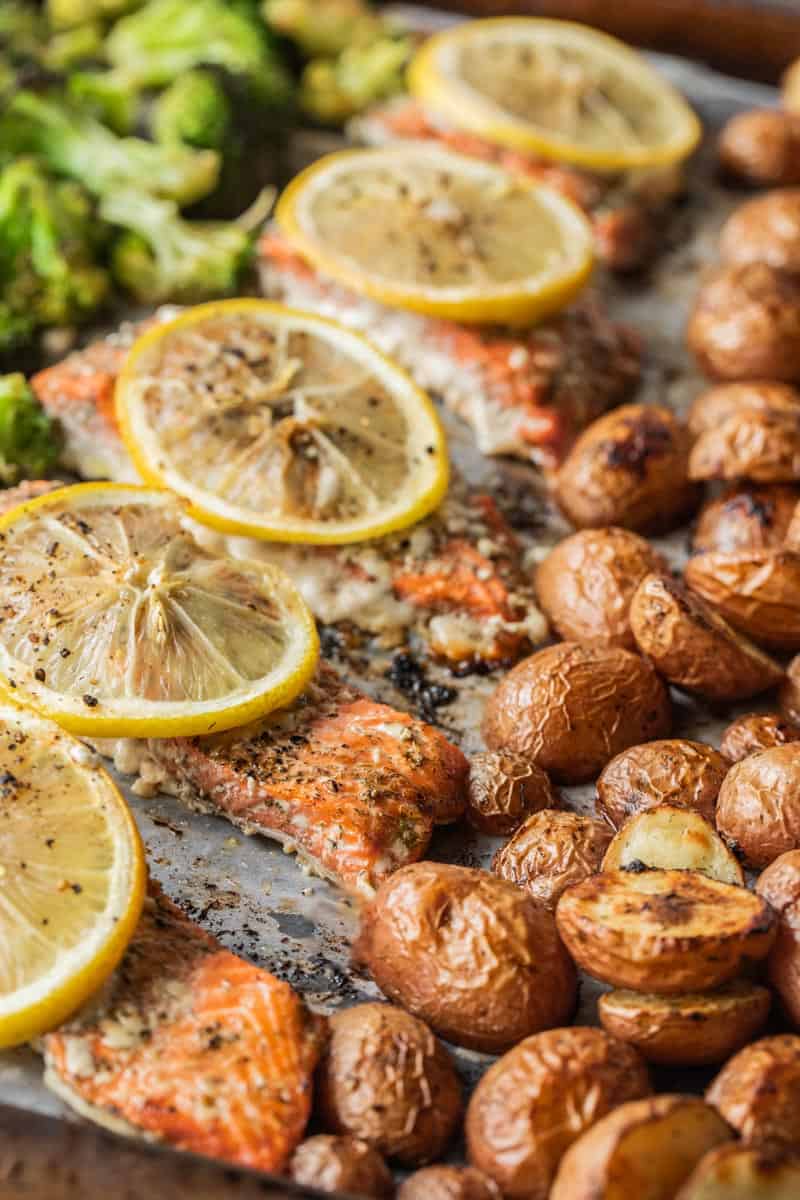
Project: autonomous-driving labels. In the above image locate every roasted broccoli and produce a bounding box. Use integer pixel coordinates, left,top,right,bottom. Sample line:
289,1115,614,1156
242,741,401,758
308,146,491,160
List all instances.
101,187,260,303
0,374,60,485
0,2,45,64
41,22,105,70
263,0,383,58
0,158,110,352
67,68,141,134
4,91,220,206
152,70,233,150
299,36,410,123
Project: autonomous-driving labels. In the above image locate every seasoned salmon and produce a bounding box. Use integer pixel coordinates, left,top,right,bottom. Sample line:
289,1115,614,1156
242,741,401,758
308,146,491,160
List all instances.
351,97,684,273
43,884,325,1173
100,664,468,897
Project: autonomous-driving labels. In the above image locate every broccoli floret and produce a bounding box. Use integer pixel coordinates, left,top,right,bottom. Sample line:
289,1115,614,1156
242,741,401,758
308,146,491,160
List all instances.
0,374,60,485
67,68,141,134
0,2,45,64
46,0,143,31
263,0,382,58
300,36,411,124
101,187,258,303
41,23,105,70
0,158,110,352
106,0,292,106
151,70,233,150
5,91,220,206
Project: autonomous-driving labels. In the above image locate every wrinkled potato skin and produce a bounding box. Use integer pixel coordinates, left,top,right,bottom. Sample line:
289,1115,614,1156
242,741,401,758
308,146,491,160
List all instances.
693,486,799,554
466,751,561,836
556,404,698,533
482,642,671,785
535,527,667,650
689,410,800,483
465,1027,651,1200
556,869,776,993
688,382,800,437
597,982,771,1067
721,713,800,762
757,852,800,1027
716,744,800,868
779,652,800,723
718,110,800,186
684,550,800,650
757,850,800,913
595,739,728,829
398,1167,500,1200
353,863,577,1054
707,1035,800,1146
677,1142,800,1200
550,1095,733,1200
492,810,613,909
688,263,800,381
720,190,800,273
629,573,783,702
316,1003,462,1166
289,1136,394,1198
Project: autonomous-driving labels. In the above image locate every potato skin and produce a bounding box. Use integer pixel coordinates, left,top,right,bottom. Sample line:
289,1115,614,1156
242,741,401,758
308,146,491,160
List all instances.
720,190,800,274
466,750,561,836
289,1136,394,1198
716,744,800,868
482,642,671,785
693,486,799,554
535,527,666,650
353,863,577,1054
556,869,776,993
718,109,800,186
629,572,783,702
779,652,800,723
316,1003,462,1166
757,852,800,1026
689,409,800,483
555,404,697,533
595,739,728,829
688,263,800,382
597,981,771,1067
492,809,613,909
685,549,800,650
688,382,800,438
677,1142,800,1200
707,1035,800,1146
398,1167,500,1200
720,713,800,762
465,1027,651,1200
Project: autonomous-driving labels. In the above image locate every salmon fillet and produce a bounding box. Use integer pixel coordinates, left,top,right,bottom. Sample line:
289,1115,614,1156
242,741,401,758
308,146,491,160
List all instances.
102,664,468,897
259,228,641,467
43,885,325,1173
351,97,684,273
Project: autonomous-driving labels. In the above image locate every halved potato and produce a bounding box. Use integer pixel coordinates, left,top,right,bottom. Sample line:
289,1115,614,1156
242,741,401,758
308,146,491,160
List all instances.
601,805,744,885
685,549,800,651
677,1143,800,1200
688,382,800,438
550,1095,733,1200
556,869,776,993
598,981,770,1066
596,741,728,829
707,1035,800,1146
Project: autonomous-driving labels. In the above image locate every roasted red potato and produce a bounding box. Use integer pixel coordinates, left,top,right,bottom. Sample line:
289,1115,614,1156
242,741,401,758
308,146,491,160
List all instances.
716,744,800,867
720,712,800,762
720,190,800,273
595,740,728,829
466,750,560,836
707,1035,800,1147
718,109,800,186
692,485,799,554
493,809,613,909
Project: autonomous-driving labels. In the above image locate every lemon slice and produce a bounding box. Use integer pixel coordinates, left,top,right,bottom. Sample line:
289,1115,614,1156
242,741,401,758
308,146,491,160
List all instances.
116,299,449,543
0,483,319,737
274,144,593,325
408,18,701,172
0,701,145,1047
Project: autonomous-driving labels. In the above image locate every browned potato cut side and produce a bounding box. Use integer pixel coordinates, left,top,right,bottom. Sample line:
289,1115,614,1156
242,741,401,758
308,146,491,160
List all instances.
688,382,800,438
685,549,800,650
721,713,800,762
718,110,800,187
716,744,800,868
630,572,784,701
598,981,770,1066
550,1095,733,1200
289,1136,394,1198
465,1027,651,1200
596,740,728,829
482,642,671,785
398,1166,501,1200
677,1143,800,1200
353,863,577,1054
720,190,800,274
601,805,743,884
692,486,800,555
707,1035,800,1147
493,809,613,909
556,869,776,993
466,751,561,836
689,410,800,484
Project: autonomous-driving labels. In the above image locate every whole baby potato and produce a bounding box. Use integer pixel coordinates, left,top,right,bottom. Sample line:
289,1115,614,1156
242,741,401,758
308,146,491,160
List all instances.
316,1003,462,1165
692,485,799,554
555,404,697,533
688,263,800,381
688,409,800,483
757,851,800,1025
595,739,728,829
716,744,800,868
492,809,613,909
289,1136,394,1198
718,109,800,186
353,862,577,1053
707,1035,800,1146
535,527,667,649
720,190,800,273
465,1027,650,1200
466,750,561,836
688,381,800,437
399,1167,500,1200
677,1142,800,1200
685,549,800,650
779,651,800,722
482,642,671,785
720,712,800,762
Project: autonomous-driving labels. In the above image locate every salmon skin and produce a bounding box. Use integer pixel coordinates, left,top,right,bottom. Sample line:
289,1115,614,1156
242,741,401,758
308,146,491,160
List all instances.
43,884,325,1174
259,228,641,469
103,664,468,897
351,97,685,273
